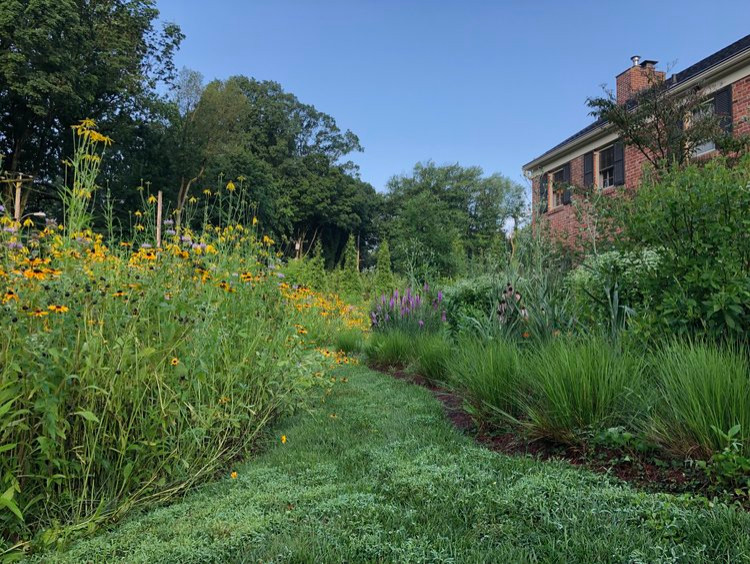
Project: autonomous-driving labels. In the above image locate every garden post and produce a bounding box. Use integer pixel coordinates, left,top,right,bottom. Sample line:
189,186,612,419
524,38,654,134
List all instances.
156,190,163,248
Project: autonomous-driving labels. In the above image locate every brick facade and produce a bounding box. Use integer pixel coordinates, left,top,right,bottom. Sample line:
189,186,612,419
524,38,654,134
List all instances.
527,37,750,244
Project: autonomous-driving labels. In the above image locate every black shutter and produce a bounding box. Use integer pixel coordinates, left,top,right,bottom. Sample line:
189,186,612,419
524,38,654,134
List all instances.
538,173,548,214
562,162,572,205
613,142,625,186
714,86,732,134
583,152,594,188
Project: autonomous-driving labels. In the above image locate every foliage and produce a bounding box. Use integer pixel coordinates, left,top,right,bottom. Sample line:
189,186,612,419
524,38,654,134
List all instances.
703,425,750,497
382,162,524,277
445,337,521,423
373,240,395,294
370,286,446,334
568,248,660,337
441,275,503,329
647,341,750,458
613,157,750,341
587,70,733,170
514,336,643,443
411,333,452,383
0,0,182,185
0,139,367,552
365,330,413,368
25,366,750,563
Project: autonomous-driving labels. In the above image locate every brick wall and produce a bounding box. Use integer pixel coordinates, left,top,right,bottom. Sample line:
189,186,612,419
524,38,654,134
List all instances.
733,75,750,136
534,71,749,243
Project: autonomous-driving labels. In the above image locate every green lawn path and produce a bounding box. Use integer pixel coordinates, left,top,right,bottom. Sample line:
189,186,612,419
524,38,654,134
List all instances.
30,365,750,563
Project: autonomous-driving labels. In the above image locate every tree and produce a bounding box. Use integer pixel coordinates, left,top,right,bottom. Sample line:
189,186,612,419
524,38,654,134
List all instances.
383,161,524,277
587,70,736,171
0,0,182,204
374,240,395,294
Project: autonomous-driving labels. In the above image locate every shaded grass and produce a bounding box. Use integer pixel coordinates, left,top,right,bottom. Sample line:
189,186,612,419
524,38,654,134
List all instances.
28,365,750,563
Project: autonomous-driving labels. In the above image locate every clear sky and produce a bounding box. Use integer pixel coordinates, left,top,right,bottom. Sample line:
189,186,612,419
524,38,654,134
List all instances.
155,0,750,193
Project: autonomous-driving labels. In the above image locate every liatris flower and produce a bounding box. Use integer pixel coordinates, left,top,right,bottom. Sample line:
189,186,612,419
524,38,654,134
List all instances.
418,320,424,328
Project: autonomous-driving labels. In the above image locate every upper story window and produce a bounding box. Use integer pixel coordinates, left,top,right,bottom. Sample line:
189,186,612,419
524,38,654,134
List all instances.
599,145,615,188
693,98,717,156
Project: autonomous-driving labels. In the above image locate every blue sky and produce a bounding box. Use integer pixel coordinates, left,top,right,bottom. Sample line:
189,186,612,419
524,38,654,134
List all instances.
156,0,750,193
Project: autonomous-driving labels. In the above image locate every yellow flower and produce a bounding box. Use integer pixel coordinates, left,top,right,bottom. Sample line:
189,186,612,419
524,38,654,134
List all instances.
22,218,33,227
147,195,157,204
134,210,142,217
281,435,287,444
170,357,179,366
252,216,258,226
203,189,212,196
226,180,236,192
2,290,18,304
48,304,69,313
135,224,145,232
29,308,49,318
230,471,238,479
189,196,198,204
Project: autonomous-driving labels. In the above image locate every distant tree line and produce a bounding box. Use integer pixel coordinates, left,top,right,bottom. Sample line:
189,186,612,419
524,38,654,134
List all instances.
0,0,525,274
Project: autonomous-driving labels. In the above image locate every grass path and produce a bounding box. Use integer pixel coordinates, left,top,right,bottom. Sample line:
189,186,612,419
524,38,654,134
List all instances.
30,366,750,563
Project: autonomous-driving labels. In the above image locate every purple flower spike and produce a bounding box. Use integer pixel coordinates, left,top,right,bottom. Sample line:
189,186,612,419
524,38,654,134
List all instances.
418,320,424,328
441,311,447,323
437,290,443,303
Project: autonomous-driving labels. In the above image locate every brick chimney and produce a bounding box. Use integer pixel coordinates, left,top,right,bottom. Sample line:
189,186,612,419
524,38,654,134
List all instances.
616,56,665,105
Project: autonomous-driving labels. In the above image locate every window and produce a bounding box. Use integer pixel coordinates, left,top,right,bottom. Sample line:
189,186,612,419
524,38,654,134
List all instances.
552,168,565,207
599,145,615,188
693,98,716,156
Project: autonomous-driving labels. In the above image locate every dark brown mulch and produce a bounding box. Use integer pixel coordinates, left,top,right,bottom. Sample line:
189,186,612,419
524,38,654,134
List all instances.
382,366,706,497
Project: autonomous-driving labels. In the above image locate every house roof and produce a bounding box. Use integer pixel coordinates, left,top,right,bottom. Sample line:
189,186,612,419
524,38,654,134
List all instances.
522,33,750,171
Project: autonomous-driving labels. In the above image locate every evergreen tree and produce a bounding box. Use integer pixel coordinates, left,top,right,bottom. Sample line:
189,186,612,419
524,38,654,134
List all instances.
374,240,395,294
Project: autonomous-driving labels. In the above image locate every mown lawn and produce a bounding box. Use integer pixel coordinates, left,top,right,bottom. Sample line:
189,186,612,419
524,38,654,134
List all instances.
28,366,750,563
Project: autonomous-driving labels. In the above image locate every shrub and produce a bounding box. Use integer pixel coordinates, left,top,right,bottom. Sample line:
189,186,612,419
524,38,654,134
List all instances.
520,336,643,443
647,341,750,458
441,275,503,328
613,156,750,341
446,337,521,424
568,248,660,336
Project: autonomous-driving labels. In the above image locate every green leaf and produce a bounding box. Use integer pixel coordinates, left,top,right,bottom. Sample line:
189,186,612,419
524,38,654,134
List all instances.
74,410,101,424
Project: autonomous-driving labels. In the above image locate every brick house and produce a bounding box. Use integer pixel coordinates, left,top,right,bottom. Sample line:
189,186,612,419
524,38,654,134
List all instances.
523,34,750,239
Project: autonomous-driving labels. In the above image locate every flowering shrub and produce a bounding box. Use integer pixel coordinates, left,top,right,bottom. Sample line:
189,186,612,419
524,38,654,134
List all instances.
370,285,446,333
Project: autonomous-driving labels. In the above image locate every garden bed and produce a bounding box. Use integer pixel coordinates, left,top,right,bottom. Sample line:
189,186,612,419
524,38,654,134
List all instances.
382,366,719,502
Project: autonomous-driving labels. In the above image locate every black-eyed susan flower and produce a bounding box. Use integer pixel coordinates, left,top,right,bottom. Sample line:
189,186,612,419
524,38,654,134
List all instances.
230,471,238,479
48,304,69,313
29,308,49,317
170,357,179,366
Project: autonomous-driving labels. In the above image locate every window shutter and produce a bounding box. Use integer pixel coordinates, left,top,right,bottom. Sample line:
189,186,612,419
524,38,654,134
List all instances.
538,173,548,214
613,142,625,186
562,162,572,205
714,86,732,134
583,152,594,188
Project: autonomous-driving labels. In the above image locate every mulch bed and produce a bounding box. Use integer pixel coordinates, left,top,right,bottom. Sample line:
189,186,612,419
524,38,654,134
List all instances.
382,366,708,498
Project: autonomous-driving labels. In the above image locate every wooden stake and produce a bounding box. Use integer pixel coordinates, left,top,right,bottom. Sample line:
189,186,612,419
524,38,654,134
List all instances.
156,190,163,248
14,174,22,223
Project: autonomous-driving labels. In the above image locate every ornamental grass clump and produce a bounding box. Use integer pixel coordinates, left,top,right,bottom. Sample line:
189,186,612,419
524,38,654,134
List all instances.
519,336,644,443
647,340,750,458
370,285,446,333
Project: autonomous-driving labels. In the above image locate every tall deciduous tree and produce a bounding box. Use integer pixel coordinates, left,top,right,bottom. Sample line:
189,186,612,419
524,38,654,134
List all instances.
0,0,182,203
